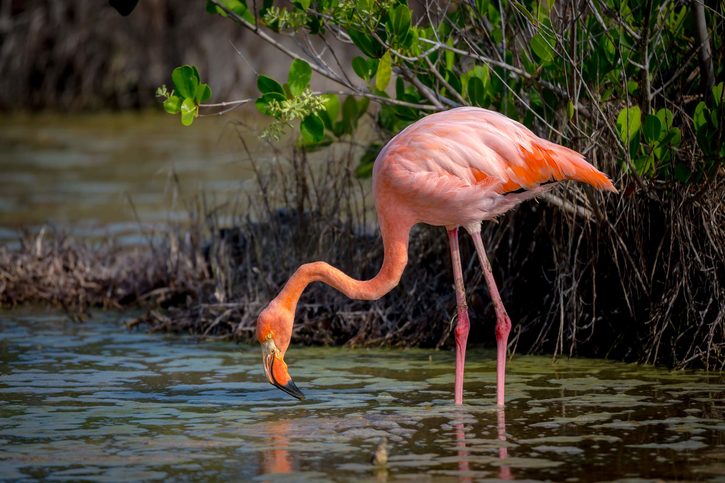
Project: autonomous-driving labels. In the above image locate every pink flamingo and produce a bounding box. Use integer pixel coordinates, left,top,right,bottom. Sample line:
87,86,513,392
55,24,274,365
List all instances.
257,107,616,406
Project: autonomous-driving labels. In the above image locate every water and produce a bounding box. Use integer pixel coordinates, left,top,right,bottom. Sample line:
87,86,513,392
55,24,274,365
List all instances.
1,310,723,481
0,112,259,241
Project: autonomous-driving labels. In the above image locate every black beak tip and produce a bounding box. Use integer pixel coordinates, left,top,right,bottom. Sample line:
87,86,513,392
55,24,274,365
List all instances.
274,379,305,400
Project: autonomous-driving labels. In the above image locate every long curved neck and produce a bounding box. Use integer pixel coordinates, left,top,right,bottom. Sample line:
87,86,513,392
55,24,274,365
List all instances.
274,217,412,313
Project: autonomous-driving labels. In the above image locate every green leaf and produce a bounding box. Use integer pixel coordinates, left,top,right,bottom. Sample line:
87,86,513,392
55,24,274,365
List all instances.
445,38,455,71
339,95,360,133
257,75,285,95
321,94,340,123
163,95,181,114
468,77,485,107
567,100,574,120
530,33,553,63
352,57,370,80
255,92,285,116
206,0,221,14
395,76,405,99
300,113,324,143
674,163,690,183
215,0,254,22
602,37,616,64
463,65,489,93
712,82,723,107
343,95,358,121
288,59,312,97
663,127,682,147
318,110,332,130
348,29,385,58
172,65,200,99
352,57,378,81
642,114,661,143
653,142,669,161
375,51,392,91
356,96,369,119
693,102,708,132
626,80,638,95
446,72,461,97
180,97,197,126
616,106,641,144
655,108,674,131
195,83,211,103
388,4,411,41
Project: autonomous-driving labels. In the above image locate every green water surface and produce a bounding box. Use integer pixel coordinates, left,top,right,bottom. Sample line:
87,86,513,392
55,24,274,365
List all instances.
0,310,723,481
0,113,258,241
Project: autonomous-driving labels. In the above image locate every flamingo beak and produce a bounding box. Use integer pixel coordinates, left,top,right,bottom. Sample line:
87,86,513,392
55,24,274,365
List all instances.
262,339,305,400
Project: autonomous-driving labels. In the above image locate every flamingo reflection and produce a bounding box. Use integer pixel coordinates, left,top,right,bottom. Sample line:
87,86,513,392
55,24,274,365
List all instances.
497,409,512,480
454,408,512,481
455,421,473,483
260,420,293,476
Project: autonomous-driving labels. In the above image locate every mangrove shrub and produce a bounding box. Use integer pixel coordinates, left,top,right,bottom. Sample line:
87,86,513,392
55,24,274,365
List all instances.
157,0,723,369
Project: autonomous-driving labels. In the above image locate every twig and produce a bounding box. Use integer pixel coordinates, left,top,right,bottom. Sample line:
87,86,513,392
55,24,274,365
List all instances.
424,56,466,106
201,99,251,108
317,90,438,111
399,64,446,110
693,0,715,92
419,37,568,98
209,0,346,86
540,192,593,221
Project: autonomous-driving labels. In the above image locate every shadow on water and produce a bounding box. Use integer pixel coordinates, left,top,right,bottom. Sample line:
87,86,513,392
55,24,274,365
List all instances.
0,309,723,481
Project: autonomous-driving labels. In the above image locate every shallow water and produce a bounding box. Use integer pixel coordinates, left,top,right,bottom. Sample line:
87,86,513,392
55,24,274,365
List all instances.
1,310,723,481
0,113,259,242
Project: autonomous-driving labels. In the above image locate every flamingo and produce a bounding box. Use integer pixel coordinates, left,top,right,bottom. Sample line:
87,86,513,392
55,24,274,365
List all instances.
257,107,616,406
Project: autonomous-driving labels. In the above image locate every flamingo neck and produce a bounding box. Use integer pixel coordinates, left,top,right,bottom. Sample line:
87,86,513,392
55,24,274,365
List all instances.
275,218,412,314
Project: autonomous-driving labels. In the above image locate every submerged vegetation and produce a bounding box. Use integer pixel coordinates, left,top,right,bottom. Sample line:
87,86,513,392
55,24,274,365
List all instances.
1,0,723,369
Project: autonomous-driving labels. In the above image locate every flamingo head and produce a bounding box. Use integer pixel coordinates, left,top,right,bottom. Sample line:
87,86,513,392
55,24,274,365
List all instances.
256,304,304,400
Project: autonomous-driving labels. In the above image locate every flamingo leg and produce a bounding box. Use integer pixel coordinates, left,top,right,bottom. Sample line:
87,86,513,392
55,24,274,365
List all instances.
470,231,511,407
497,409,512,480
447,228,470,405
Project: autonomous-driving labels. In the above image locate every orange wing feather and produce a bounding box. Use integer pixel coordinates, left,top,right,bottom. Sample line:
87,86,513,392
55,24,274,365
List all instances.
374,107,616,228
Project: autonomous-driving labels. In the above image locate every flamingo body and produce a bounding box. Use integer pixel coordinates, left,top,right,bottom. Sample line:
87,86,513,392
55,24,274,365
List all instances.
257,107,616,405
374,107,614,229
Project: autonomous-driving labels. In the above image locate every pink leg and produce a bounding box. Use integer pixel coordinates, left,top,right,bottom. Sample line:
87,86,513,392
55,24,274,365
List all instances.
470,231,511,407
497,409,512,480
447,228,470,405
455,422,472,483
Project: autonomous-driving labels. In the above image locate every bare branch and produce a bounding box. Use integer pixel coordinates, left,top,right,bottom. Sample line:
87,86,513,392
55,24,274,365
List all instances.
201,99,252,108
318,90,438,111
540,193,593,221
209,0,347,86
424,56,466,106
694,0,715,92
399,64,446,110
419,37,568,98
